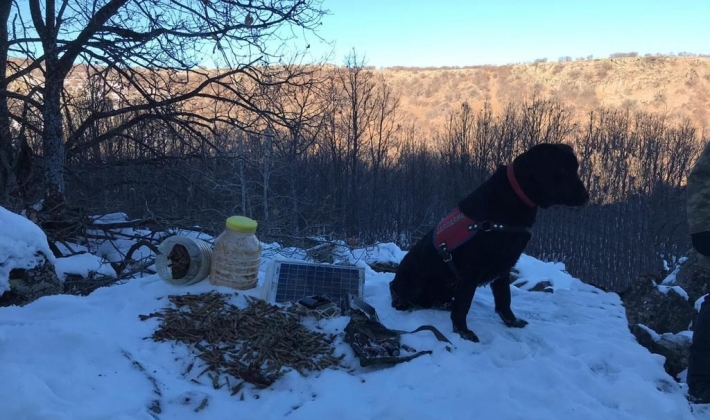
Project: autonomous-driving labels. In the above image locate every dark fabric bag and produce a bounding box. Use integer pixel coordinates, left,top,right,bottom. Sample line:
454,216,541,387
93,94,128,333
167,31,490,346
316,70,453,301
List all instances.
343,294,451,367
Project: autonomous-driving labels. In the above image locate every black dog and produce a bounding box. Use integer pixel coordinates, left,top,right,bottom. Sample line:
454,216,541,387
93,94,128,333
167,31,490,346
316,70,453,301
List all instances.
389,143,589,342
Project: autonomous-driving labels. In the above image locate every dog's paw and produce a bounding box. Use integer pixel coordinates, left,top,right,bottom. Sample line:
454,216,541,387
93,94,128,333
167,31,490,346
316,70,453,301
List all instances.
497,310,529,328
453,327,480,342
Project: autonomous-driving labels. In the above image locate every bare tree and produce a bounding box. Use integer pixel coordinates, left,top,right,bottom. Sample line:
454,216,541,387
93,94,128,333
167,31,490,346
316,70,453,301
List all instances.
0,2,13,202
2,0,326,210
320,49,378,239
437,102,476,203
518,96,575,150
339,50,375,239
362,74,400,240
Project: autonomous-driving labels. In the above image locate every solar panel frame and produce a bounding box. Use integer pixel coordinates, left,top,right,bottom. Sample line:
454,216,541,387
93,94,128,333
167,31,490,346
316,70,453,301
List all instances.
265,260,365,305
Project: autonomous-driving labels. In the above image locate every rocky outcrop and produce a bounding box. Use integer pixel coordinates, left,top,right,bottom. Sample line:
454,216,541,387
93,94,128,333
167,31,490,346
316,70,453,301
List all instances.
529,280,554,293
629,324,692,379
369,262,399,273
1,255,63,306
621,277,695,334
0,206,63,306
620,257,708,380
673,251,710,305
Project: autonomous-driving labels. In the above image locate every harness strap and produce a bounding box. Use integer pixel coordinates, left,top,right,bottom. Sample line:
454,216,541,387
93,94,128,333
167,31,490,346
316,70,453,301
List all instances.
433,207,532,257
469,220,533,234
347,294,452,344
391,324,453,344
435,216,531,286
358,351,434,367
435,220,531,256
437,245,466,287
345,294,453,367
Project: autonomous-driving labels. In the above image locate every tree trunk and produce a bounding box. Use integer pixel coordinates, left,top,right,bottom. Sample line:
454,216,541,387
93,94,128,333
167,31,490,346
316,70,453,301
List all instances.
237,131,248,216
0,1,14,201
42,76,66,209
262,130,272,228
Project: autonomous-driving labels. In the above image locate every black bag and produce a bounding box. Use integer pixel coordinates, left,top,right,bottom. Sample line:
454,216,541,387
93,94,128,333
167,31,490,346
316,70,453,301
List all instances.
343,294,452,367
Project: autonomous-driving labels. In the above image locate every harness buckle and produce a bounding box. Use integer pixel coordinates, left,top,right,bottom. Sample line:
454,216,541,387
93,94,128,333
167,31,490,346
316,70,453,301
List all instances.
438,243,452,262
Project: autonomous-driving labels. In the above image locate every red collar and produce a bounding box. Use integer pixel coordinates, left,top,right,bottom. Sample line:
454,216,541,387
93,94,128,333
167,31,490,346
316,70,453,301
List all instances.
507,164,536,208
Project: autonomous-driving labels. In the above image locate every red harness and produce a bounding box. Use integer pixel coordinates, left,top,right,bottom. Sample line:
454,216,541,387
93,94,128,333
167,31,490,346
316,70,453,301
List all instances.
433,207,478,253
433,164,536,255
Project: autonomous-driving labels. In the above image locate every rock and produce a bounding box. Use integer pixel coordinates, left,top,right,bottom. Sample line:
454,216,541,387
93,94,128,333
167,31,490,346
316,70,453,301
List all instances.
510,269,522,284
369,262,399,273
2,255,62,306
673,251,710,306
62,273,117,297
512,278,554,293
529,280,554,293
629,324,692,379
620,278,695,334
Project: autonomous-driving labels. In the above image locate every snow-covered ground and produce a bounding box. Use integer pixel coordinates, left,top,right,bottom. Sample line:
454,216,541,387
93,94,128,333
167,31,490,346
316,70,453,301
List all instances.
0,208,707,420
0,206,56,293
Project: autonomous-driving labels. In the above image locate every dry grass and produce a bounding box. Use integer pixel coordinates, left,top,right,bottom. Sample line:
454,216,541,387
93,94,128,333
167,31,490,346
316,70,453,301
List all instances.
378,56,710,135
11,55,710,139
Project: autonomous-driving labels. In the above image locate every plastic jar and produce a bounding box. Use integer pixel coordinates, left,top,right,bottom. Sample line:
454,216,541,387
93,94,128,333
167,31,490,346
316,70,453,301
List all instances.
209,215,262,290
155,235,213,286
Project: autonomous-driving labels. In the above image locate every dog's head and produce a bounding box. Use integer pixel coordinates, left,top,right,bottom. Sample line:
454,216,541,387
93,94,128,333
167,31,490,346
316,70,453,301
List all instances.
512,143,590,209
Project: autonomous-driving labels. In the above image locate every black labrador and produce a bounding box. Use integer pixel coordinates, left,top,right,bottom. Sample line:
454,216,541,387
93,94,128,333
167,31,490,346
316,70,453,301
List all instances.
389,143,589,342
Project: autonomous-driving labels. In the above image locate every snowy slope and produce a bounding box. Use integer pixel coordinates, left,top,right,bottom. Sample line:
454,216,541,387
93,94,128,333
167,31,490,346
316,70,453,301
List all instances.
0,206,56,293
0,237,705,420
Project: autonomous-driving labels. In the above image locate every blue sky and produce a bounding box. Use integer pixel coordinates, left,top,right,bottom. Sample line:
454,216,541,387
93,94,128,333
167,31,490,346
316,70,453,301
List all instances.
306,0,710,68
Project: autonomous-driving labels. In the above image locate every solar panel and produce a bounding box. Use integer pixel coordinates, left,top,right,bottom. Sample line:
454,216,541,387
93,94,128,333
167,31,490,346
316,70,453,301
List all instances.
264,261,365,305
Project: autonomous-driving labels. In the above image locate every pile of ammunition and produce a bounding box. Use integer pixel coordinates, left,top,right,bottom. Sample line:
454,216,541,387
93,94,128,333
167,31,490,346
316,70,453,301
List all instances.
140,291,346,394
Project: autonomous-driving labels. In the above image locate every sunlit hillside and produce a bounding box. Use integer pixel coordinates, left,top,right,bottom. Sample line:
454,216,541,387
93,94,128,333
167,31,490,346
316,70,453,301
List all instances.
379,55,710,135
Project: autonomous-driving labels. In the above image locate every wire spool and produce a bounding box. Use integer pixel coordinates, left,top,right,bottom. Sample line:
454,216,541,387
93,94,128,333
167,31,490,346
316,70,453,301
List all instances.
156,236,213,286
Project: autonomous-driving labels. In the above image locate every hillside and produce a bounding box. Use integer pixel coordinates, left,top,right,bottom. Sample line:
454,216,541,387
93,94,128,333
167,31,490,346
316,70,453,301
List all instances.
11,55,710,139
378,56,710,135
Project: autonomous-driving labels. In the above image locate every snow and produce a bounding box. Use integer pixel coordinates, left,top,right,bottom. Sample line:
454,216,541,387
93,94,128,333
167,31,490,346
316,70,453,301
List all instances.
85,212,156,264
662,259,687,286
512,254,598,293
658,285,690,300
661,331,694,345
0,207,707,419
54,241,89,256
349,242,408,266
659,256,694,303
0,206,56,293
90,212,132,225
54,252,116,280
637,323,662,341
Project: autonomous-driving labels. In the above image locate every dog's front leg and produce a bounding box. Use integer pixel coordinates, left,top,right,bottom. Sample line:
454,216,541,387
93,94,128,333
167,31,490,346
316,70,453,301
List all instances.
450,279,480,342
491,275,528,328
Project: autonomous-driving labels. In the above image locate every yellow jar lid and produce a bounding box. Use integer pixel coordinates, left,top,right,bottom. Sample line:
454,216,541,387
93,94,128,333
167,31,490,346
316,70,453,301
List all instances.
226,216,258,233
